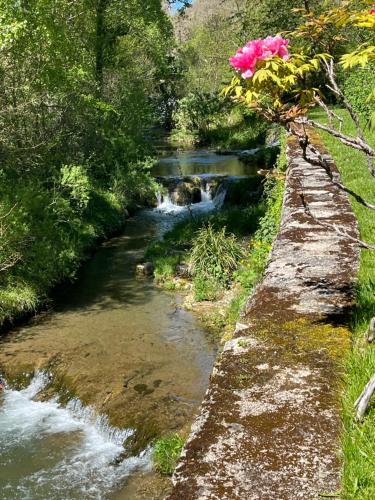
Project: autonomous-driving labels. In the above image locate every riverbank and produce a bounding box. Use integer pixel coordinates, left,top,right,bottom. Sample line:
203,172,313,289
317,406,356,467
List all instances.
170,128,359,499
0,187,127,332
0,206,217,499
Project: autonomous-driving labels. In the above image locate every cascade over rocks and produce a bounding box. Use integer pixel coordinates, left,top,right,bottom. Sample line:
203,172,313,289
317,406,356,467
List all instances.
156,174,263,208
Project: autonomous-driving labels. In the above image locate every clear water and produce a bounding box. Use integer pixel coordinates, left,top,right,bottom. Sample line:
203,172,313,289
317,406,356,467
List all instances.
153,150,259,177
0,372,150,499
0,149,254,499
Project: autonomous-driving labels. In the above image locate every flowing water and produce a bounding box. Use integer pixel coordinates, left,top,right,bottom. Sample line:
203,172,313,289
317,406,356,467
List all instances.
0,150,256,499
153,149,259,177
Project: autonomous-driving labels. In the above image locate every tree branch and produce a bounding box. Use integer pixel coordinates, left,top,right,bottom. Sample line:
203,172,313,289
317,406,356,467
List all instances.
306,143,375,212
296,117,375,161
323,59,375,178
299,191,375,250
355,373,375,421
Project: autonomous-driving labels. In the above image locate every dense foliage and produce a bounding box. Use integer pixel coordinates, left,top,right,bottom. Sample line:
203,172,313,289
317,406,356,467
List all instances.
169,0,327,146
0,0,174,325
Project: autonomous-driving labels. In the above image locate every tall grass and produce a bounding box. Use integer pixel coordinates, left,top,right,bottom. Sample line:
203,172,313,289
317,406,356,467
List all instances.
312,108,375,499
190,224,243,286
153,434,185,475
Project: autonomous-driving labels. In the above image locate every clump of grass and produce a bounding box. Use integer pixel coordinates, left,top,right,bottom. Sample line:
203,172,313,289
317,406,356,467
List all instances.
190,223,243,287
144,205,266,290
193,275,221,301
153,434,185,475
153,255,181,283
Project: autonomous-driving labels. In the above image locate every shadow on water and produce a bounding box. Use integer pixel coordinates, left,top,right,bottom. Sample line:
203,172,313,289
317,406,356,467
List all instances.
52,219,157,314
0,149,260,499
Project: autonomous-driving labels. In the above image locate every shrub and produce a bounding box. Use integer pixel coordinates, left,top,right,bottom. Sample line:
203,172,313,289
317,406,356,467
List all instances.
341,65,375,121
189,224,243,286
153,434,184,475
171,92,268,148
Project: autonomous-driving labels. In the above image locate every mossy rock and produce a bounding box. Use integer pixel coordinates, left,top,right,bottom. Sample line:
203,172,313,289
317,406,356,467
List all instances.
224,176,263,206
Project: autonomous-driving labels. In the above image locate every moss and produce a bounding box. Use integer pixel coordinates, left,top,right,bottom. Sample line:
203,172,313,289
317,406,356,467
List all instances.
0,368,35,390
245,317,350,364
282,318,351,361
46,371,80,405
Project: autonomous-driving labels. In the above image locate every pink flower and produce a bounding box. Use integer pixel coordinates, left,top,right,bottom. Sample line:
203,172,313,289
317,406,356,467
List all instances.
229,36,289,79
370,8,375,14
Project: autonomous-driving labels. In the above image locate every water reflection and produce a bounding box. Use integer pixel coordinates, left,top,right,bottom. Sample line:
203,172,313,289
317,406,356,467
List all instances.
153,150,259,177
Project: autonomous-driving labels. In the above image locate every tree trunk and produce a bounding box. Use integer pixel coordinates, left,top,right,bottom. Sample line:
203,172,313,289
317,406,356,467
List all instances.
95,0,107,96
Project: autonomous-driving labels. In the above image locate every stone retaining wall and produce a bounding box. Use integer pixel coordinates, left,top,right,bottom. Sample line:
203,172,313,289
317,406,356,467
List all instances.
168,130,359,499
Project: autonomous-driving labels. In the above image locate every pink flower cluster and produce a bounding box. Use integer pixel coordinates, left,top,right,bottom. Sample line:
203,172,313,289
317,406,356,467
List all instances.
370,8,375,14
229,36,289,79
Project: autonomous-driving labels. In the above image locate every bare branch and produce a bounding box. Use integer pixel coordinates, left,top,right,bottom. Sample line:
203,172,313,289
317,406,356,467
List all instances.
324,60,363,142
323,59,375,177
315,96,343,131
0,254,21,273
306,144,375,212
296,117,375,164
0,203,17,220
355,373,375,421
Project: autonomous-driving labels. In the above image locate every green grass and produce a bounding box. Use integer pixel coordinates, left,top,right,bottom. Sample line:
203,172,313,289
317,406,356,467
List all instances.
153,434,185,475
145,205,266,286
312,108,375,499
0,187,126,327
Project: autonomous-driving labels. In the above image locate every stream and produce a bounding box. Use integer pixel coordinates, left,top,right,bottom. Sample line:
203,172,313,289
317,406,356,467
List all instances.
0,150,258,499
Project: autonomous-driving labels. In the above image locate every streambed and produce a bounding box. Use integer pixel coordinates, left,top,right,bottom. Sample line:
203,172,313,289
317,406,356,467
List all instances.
0,150,259,499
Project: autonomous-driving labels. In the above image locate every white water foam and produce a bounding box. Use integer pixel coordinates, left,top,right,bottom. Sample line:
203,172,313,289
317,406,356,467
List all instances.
155,181,227,216
0,372,151,499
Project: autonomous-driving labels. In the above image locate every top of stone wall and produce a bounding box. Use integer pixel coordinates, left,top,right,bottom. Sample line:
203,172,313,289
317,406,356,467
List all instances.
168,130,359,500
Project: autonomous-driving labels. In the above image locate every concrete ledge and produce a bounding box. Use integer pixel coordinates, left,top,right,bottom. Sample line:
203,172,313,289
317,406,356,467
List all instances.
168,131,359,499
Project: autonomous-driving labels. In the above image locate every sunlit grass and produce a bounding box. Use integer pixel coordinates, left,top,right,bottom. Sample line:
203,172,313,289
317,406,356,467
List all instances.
312,108,375,499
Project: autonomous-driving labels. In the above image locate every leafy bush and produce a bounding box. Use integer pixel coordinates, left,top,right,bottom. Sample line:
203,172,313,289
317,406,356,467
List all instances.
153,434,184,475
172,92,226,137
0,160,156,325
171,92,268,148
59,165,91,212
190,224,243,286
341,65,375,120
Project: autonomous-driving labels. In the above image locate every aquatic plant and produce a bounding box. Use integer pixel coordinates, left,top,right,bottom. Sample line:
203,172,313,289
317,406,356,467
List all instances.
153,434,185,475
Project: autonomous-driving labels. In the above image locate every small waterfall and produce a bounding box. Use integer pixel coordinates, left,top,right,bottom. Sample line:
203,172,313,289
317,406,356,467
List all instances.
212,183,227,209
0,371,150,498
200,183,212,203
156,191,186,215
155,176,227,216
